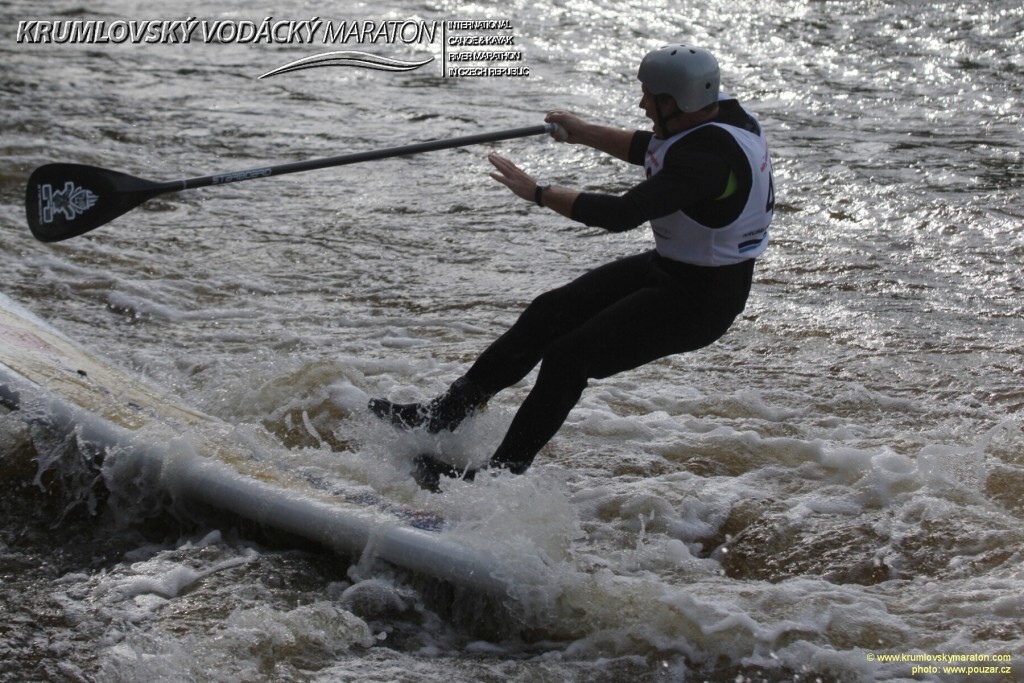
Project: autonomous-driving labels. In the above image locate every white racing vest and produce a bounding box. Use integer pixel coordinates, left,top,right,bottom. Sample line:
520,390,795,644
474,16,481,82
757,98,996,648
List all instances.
644,107,774,266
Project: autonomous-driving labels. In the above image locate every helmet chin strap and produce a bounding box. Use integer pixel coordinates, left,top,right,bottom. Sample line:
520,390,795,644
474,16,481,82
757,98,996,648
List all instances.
655,96,685,137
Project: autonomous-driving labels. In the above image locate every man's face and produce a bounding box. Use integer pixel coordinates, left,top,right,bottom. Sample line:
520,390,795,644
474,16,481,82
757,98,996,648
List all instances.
638,84,677,138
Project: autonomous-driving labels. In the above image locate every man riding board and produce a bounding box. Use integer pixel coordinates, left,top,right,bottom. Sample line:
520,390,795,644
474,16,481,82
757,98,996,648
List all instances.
371,44,775,491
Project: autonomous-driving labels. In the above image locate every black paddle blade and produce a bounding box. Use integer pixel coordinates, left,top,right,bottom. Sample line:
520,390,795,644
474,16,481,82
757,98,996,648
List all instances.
25,164,168,242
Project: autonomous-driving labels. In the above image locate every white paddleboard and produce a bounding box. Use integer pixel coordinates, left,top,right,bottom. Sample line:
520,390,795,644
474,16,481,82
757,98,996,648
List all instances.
0,293,509,596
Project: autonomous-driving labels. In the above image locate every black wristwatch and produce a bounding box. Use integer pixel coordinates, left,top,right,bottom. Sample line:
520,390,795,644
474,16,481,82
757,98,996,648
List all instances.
534,181,550,206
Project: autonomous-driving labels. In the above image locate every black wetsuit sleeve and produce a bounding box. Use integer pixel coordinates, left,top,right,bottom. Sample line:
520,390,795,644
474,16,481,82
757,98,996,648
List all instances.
571,131,734,233
570,192,648,233
628,131,653,165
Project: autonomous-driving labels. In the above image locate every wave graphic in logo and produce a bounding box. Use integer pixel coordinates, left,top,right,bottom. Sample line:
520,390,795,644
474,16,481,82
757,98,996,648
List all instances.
259,50,434,79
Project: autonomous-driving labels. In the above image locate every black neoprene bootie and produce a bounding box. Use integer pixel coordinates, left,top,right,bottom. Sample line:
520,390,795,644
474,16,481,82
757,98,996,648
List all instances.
412,455,528,492
412,454,478,492
368,377,489,433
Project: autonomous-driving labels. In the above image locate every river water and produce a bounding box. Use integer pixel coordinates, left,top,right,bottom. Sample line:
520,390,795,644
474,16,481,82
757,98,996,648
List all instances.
1,1,1022,681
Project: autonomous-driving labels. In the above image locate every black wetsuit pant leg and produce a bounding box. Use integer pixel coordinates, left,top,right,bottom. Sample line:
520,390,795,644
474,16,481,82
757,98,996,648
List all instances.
463,250,754,473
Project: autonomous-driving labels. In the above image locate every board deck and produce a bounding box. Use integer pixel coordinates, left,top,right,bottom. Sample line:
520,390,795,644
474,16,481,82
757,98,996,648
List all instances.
0,294,509,596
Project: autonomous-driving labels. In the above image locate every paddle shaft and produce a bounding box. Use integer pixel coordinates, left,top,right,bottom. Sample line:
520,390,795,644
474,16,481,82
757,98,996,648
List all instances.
159,123,557,193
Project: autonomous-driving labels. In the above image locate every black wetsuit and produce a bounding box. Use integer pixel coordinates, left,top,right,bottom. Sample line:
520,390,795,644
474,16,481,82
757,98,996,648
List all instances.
463,99,764,473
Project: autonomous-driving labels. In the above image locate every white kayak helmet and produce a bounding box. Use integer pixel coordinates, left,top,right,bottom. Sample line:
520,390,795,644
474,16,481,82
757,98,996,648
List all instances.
638,45,720,112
